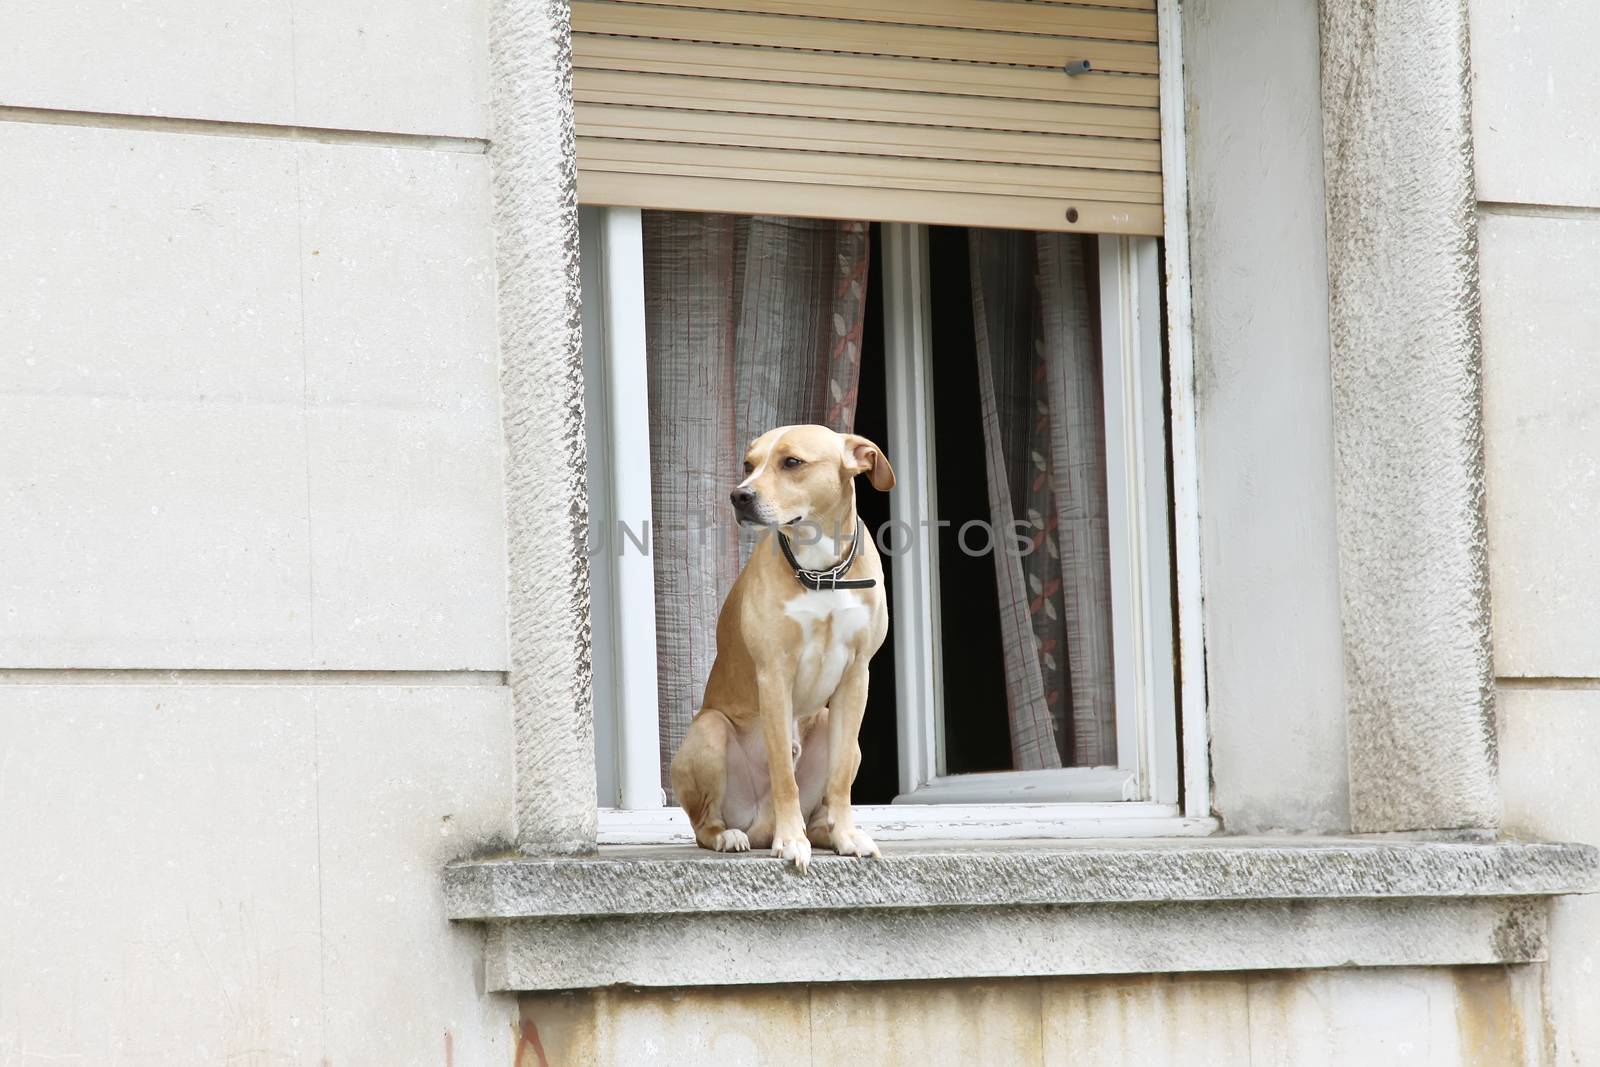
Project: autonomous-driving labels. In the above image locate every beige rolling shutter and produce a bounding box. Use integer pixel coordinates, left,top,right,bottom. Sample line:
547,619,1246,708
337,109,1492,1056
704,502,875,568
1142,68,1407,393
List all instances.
571,0,1163,235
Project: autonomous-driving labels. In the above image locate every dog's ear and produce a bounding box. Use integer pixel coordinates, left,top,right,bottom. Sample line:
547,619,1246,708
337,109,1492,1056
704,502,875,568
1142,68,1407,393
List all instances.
843,434,896,492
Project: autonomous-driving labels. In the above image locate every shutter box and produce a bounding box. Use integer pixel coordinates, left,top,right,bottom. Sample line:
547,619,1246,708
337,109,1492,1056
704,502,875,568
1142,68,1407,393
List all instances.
572,0,1163,235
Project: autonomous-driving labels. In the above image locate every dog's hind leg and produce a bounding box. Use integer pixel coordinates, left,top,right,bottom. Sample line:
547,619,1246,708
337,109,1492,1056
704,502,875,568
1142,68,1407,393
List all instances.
670,709,752,852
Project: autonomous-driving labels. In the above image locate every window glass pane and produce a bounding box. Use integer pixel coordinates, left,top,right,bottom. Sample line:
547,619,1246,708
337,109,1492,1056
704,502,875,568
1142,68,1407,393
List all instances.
929,227,1116,772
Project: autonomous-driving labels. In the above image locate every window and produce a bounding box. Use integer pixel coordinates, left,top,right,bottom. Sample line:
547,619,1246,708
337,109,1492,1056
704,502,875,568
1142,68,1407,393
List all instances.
572,0,1207,842
582,208,1199,840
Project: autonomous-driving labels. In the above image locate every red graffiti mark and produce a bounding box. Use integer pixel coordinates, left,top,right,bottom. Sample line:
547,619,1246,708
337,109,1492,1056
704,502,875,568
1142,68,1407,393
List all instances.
444,1029,453,1067
518,1019,551,1067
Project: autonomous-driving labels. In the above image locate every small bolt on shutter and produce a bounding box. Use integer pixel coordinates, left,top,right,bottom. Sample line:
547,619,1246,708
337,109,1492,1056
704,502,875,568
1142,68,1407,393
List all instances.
571,0,1164,235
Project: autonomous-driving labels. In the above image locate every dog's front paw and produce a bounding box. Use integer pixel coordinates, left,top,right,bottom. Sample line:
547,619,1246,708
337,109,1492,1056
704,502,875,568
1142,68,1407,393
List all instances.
829,825,881,859
712,828,750,852
772,828,812,871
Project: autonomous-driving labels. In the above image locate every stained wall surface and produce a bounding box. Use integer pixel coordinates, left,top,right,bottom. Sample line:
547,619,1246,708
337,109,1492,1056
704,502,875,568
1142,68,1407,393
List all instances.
519,968,1544,1067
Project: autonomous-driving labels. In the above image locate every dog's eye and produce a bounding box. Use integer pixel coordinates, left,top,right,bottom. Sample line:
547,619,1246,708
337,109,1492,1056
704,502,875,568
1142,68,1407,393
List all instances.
743,461,754,474
782,456,804,470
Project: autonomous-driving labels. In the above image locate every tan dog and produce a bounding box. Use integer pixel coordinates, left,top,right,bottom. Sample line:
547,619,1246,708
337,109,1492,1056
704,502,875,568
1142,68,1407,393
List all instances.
670,424,894,870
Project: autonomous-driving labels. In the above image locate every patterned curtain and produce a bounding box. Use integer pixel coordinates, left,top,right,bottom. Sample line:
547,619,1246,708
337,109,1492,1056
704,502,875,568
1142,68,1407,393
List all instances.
968,229,1116,769
643,211,870,791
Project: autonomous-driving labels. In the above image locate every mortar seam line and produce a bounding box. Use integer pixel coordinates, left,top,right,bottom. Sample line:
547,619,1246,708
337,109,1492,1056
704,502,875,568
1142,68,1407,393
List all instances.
1478,200,1600,221
0,104,489,154
0,669,510,685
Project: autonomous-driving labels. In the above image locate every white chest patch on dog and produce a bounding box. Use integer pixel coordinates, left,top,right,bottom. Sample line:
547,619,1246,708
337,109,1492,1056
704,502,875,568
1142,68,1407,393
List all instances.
784,588,871,717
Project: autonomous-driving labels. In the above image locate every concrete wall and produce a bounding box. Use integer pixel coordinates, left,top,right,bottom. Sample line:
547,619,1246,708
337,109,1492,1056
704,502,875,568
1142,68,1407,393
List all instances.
0,2,518,1062
1474,1,1600,1062
3,0,1596,1063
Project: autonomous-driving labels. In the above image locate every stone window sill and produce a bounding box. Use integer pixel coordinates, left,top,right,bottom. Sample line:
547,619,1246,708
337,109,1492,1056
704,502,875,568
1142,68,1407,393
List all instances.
443,837,1598,991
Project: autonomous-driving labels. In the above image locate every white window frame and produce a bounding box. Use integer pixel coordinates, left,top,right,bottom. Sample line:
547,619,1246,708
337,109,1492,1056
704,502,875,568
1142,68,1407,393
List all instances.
583,0,1210,842
880,225,1176,810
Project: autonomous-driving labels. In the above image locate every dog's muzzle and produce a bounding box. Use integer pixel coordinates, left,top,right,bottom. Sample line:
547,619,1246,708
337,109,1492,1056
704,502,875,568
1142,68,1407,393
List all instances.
731,488,765,525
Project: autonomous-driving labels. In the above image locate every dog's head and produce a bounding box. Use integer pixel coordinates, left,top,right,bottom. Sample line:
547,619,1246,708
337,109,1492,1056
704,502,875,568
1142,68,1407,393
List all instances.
730,424,895,527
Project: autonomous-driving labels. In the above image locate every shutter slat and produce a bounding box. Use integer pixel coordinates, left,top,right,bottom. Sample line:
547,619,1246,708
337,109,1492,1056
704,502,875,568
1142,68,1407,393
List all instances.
577,173,1162,234
578,35,1159,109
574,71,1160,140
572,1,1164,235
598,0,1157,42
574,3,1159,75
578,107,1162,171
578,140,1162,200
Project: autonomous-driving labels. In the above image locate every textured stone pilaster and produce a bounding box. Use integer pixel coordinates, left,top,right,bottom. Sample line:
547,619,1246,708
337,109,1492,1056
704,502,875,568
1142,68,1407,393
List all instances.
488,0,596,852
1320,0,1498,832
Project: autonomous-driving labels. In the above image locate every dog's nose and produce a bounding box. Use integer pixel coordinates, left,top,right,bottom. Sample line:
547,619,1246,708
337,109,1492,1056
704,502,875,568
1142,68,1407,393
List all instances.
731,488,755,507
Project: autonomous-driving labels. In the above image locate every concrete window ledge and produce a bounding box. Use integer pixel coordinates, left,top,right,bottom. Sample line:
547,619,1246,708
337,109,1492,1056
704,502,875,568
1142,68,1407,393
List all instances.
443,838,1599,991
